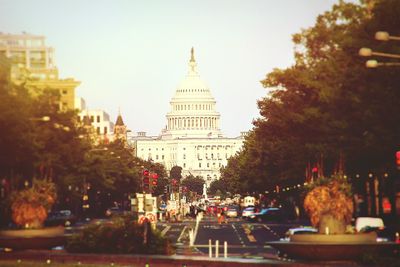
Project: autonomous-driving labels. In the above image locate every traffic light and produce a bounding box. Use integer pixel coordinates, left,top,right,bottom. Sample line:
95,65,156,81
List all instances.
396,151,400,169
151,173,158,186
143,169,150,192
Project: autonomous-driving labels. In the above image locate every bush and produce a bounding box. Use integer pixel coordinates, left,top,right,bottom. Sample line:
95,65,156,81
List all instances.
66,216,174,255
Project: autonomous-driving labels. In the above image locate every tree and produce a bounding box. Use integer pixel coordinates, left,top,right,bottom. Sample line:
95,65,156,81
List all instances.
208,179,227,197
181,175,204,195
170,166,182,181
223,0,400,195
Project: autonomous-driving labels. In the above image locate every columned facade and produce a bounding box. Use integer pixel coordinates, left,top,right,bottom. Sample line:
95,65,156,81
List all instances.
130,48,244,185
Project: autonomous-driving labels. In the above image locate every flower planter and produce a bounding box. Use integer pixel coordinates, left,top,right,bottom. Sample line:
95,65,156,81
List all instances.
290,232,377,243
268,232,399,261
0,227,66,250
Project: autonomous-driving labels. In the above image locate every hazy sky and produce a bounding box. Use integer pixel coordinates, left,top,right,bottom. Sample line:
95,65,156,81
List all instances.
1,0,345,137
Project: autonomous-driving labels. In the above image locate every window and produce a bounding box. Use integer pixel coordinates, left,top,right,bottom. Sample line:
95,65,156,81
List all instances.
156,155,159,160
96,127,100,134
207,163,210,168
90,116,94,122
97,116,100,123
183,154,186,159
183,163,186,168
62,90,67,95
199,163,202,168
104,127,108,134
162,155,164,160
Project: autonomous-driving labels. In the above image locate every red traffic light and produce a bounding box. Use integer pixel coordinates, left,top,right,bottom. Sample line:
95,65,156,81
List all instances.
143,169,149,176
152,173,159,179
152,180,158,186
396,151,400,166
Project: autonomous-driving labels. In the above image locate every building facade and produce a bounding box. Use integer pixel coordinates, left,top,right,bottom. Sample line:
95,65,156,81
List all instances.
77,109,115,137
130,49,244,186
0,32,80,110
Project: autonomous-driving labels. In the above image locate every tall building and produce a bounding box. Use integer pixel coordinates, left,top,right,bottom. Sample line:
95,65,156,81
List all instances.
0,32,80,110
130,49,244,186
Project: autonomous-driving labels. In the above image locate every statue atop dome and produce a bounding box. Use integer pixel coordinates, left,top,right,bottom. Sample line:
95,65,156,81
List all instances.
189,47,197,74
190,47,195,62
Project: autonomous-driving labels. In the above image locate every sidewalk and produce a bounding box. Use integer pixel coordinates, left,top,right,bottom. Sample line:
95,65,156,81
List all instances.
0,249,361,267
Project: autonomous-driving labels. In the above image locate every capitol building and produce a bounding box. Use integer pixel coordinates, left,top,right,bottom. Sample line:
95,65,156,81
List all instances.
129,49,245,185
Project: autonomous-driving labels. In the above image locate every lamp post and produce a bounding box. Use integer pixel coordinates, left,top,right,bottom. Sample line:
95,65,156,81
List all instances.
359,31,400,220
359,31,400,68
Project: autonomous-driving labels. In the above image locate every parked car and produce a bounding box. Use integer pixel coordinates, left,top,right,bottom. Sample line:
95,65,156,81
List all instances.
248,207,285,222
241,206,256,218
45,210,77,227
280,226,318,241
226,208,238,218
207,205,218,214
105,207,127,217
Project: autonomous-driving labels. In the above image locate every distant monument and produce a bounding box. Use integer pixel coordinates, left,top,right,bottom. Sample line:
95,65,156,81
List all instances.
202,183,208,200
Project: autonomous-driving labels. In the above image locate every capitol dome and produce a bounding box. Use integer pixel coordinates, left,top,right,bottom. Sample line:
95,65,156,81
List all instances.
164,48,222,139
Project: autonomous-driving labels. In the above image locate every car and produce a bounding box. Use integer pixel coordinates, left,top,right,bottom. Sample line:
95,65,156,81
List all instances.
105,207,127,217
280,226,318,241
248,207,285,222
207,205,218,214
45,210,77,227
226,208,238,218
241,206,256,218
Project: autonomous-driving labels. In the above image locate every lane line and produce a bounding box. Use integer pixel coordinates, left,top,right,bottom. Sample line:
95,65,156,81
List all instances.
177,225,187,243
161,225,171,237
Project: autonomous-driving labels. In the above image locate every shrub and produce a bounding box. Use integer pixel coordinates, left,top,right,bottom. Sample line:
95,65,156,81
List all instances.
303,175,353,234
10,179,56,229
66,216,174,255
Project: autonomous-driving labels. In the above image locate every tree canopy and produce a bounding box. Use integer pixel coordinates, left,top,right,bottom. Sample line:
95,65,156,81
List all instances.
221,0,400,193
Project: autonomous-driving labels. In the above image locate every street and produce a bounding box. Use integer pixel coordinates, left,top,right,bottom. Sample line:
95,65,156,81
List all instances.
157,214,305,259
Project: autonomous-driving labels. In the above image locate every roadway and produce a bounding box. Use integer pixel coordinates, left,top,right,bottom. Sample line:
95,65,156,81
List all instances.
157,215,308,259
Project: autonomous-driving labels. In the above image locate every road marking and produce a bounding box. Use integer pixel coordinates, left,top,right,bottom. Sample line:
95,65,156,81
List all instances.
177,225,187,243
161,225,171,237
232,223,245,245
242,224,257,243
262,224,280,238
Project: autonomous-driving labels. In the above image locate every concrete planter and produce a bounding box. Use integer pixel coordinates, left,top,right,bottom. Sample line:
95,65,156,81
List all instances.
268,233,399,261
290,232,377,243
0,227,66,250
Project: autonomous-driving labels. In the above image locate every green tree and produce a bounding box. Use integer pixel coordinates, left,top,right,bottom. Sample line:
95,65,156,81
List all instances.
223,0,400,195
181,175,204,195
170,166,182,181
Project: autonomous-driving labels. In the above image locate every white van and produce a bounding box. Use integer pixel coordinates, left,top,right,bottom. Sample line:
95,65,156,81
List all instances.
242,196,256,207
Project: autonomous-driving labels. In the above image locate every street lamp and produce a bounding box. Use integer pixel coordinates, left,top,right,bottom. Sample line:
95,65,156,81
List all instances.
30,116,51,122
365,59,400,68
359,47,400,59
375,31,400,41
359,31,400,68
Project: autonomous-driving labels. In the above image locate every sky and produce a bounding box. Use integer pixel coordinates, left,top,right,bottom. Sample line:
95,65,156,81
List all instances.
0,0,346,137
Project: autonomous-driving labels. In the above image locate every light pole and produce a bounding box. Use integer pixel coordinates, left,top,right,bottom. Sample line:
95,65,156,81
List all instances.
359,31,400,68
359,31,400,221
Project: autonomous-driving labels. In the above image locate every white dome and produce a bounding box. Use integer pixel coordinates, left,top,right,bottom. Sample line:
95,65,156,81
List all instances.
163,48,222,139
